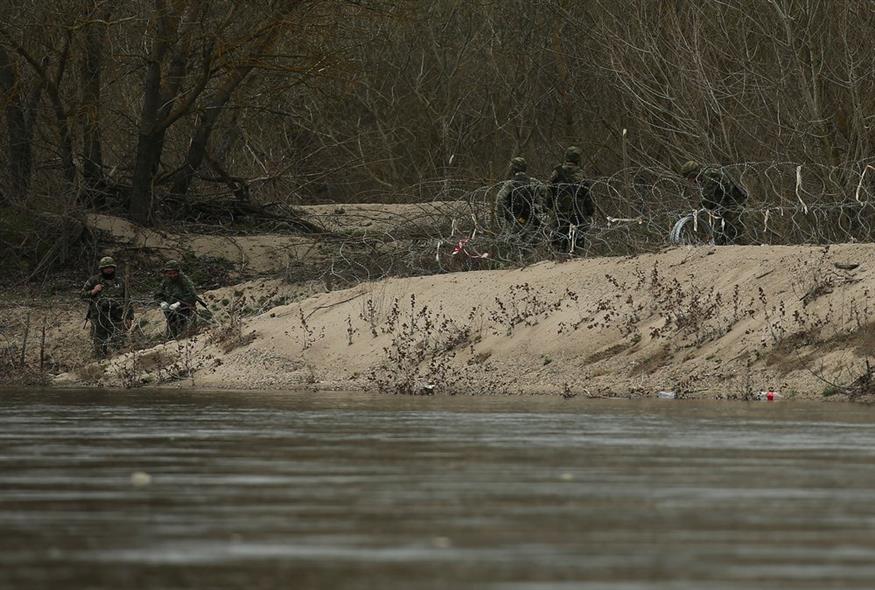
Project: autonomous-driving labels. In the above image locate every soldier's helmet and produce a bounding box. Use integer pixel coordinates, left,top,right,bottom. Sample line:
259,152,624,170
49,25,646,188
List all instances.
510,157,528,173
98,256,116,269
680,160,702,178
564,146,582,164
163,260,181,272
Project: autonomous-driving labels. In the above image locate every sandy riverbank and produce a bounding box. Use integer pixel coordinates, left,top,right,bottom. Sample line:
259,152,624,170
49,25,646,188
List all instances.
42,242,874,400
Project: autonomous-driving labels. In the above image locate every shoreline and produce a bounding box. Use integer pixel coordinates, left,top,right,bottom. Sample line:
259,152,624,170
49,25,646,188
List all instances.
18,243,870,402
7,385,872,409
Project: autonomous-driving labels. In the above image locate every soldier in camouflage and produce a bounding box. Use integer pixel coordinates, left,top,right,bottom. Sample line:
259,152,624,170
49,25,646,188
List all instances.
681,161,748,245
81,256,133,357
548,146,595,253
494,157,542,242
154,260,200,339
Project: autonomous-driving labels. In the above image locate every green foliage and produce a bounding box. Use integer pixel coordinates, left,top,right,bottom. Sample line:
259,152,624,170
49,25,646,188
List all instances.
822,385,842,398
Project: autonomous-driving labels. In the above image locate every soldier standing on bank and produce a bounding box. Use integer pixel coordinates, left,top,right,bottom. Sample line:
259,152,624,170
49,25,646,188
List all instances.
494,157,542,242
680,160,749,245
548,146,595,253
81,256,133,357
154,260,200,339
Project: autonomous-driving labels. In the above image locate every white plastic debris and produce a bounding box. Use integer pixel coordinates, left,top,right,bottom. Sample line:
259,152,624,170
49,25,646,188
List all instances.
432,536,452,549
413,381,436,395
657,391,676,400
130,471,152,487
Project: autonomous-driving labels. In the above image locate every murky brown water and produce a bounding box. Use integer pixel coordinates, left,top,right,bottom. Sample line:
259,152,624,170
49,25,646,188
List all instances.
2,390,875,589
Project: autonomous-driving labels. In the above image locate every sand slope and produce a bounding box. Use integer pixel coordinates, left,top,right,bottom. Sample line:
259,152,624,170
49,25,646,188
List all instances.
64,243,874,400
85,213,325,275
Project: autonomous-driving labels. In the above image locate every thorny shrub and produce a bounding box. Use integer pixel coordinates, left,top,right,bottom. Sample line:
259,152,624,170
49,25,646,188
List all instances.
361,284,581,395
367,295,475,395
207,297,257,353
489,283,575,336
561,265,751,347
296,308,325,351
113,337,215,389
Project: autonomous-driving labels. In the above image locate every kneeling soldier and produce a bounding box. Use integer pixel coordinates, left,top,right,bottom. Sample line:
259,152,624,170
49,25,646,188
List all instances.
680,160,748,245
154,260,199,339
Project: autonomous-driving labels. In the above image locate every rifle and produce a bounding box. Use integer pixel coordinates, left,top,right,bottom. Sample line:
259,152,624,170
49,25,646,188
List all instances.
195,295,214,321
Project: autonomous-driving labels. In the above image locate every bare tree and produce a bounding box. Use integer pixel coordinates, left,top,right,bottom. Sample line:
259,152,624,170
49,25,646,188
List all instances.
0,45,43,202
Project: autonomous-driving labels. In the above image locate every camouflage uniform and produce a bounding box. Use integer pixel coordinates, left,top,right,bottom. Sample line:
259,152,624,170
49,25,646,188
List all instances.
154,260,199,339
681,161,748,245
495,157,542,241
548,146,595,252
81,257,132,357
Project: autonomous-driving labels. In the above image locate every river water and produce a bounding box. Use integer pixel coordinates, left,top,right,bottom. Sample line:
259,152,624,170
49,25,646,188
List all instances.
2,390,875,590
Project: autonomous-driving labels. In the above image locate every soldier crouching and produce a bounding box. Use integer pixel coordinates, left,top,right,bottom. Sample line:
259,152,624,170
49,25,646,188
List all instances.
154,260,200,339
680,160,749,245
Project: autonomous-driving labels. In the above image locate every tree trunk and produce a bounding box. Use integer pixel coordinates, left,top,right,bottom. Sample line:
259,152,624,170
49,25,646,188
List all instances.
80,9,108,198
168,5,298,198
129,0,176,225
55,31,76,189
10,33,77,192
49,92,76,189
129,58,164,225
167,74,250,198
0,47,33,201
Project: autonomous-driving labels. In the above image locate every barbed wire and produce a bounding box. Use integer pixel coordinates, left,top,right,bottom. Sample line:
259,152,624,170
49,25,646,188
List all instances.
4,160,875,371
295,161,875,287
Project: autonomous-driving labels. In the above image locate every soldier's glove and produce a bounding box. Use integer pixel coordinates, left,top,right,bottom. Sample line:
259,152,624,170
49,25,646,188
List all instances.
169,302,181,311
159,301,170,311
